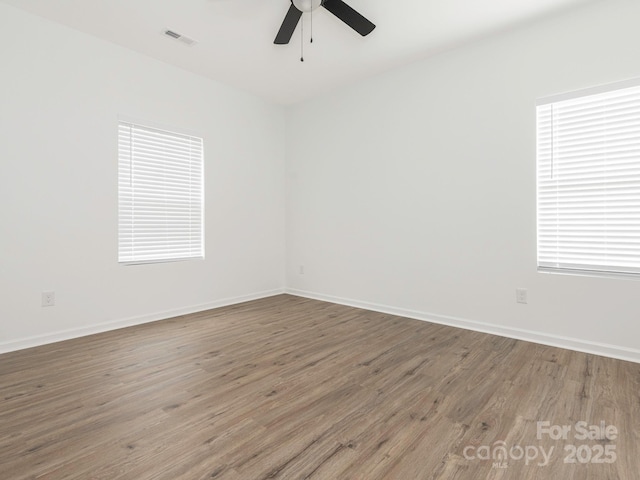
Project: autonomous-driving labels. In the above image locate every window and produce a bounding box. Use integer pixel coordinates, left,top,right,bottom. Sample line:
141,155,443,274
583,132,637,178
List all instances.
118,121,204,264
536,79,640,278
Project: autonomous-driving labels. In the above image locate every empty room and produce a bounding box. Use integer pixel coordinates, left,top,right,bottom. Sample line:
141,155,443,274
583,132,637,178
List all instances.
1,0,639,478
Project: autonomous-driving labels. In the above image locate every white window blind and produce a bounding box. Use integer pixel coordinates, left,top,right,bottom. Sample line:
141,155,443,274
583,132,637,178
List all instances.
118,121,204,264
537,80,640,277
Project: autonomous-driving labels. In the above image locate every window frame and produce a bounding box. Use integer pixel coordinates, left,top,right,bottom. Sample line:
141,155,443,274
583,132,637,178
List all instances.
117,118,204,266
536,78,640,280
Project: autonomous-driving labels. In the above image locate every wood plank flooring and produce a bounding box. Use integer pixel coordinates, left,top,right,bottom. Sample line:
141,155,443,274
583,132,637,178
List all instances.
1,294,638,479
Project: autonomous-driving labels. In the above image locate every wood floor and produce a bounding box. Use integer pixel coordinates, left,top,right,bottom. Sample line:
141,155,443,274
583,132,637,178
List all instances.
1,295,638,479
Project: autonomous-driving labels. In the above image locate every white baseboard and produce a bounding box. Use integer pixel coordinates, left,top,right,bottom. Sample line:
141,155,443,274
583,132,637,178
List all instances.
0,289,285,354
286,288,640,364
5,287,639,364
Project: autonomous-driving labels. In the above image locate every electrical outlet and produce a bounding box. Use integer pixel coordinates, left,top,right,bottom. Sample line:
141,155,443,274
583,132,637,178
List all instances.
516,288,527,304
42,291,55,307
299,265,305,275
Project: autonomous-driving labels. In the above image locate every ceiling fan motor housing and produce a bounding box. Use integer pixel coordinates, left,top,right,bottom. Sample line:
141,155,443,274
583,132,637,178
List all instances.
292,0,323,13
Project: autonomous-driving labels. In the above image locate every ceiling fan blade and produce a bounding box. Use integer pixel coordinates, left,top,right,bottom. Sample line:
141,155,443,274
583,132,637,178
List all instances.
274,4,303,44
322,0,375,36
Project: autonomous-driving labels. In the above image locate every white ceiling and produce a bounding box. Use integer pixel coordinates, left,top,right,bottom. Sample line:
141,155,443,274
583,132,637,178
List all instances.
2,0,600,105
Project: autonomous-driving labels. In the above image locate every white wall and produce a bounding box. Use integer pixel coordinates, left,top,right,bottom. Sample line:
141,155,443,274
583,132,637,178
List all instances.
286,0,640,362
0,4,286,352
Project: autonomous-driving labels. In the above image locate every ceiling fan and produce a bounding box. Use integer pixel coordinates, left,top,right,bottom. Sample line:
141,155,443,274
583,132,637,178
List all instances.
274,0,375,45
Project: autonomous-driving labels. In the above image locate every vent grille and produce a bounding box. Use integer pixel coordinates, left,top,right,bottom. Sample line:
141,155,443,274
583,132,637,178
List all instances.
163,29,198,46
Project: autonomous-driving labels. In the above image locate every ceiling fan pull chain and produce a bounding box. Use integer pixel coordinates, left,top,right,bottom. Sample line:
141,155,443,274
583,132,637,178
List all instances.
300,13,304,61
310,8,313,43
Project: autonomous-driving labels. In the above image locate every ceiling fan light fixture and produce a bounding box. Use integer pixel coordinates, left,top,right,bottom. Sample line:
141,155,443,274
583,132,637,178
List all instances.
292,0,322,13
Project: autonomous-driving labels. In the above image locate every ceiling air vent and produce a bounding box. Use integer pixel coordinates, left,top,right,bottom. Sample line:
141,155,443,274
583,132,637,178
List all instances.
163,29,198,46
